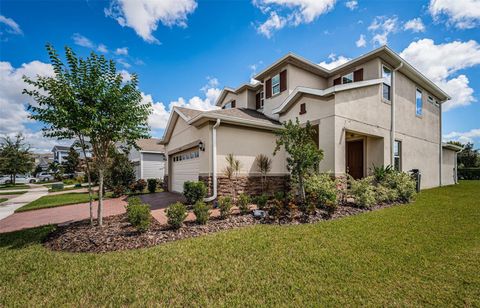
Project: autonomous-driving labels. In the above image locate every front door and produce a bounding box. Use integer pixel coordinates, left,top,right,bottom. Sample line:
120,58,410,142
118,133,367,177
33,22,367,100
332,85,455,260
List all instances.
347,140,364,179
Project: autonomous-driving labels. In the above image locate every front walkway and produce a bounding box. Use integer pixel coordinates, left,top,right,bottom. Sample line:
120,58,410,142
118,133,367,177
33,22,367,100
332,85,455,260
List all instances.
0,184,48,221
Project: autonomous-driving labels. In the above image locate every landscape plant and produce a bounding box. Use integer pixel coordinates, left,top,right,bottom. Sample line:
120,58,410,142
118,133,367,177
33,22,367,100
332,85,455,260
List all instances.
105,148,136,197
183,181,207,205
237,193,251,215
218,196,233,219
255,194,269,210
256,154,272,193
349,176,376,208
193,201,210,225
24,44,152,226
131,179,147,193
274,118,323,202
304,173,338,214
166,202,188,229
64,146,80,174
0,134,34,184
224,153,241,200
147,179,158,193
126,198,151,233
383,171,416,203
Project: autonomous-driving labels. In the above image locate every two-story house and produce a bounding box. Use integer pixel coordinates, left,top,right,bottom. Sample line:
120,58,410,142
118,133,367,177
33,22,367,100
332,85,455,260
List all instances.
159,46,460,196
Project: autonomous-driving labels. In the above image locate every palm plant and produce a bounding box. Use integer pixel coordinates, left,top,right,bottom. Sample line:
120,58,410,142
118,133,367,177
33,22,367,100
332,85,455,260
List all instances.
224,153,241,200
256,154,272,193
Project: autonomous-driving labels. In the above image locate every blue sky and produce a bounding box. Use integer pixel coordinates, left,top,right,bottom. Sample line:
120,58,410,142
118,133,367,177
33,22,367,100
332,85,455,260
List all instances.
1,0,479,152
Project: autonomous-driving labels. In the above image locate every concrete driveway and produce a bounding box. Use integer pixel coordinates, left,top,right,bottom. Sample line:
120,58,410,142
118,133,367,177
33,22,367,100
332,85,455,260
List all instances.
139,191,185,210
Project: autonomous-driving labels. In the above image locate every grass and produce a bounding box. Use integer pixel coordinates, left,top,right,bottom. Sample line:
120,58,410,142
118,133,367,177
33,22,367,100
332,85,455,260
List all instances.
14,192,113,212
0,184,30,190
1,181,479,306
0,191,27,195
0,198,7,203
48,186,85,193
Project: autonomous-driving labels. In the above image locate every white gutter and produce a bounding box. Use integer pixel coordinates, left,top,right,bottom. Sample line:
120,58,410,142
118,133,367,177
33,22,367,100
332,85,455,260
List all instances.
390,62,403,166
204,119,221,202
439,102,443,186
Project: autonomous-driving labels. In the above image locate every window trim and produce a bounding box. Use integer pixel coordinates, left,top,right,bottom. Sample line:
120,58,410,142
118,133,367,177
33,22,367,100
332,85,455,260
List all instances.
415,88,423,117
382,65,392,102
393,140,402,171
272,73,280,96
342,72,354,84
260,90,264,108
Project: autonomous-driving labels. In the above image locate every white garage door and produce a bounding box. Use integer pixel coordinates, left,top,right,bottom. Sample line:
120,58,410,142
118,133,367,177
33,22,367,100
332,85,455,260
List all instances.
171,149,200,193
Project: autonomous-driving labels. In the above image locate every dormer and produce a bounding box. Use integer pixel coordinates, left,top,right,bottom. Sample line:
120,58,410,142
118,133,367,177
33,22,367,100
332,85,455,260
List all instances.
215,83,263,110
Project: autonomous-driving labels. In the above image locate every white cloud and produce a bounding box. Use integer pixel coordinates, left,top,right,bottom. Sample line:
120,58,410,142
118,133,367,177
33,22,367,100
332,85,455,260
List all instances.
105,0,198,44
345,0,358,10
318,53,351,69
400,38,480,110
97,44,108,53
0,15,23,35
368,16,398,46
429,0,480,29
72,33,95,49
145,77,221,130
0,61,54,135
117,58,131,68
444,128,480,144
115,47,128,55
356,34,366,47
254,0,337,37
403,18,426,32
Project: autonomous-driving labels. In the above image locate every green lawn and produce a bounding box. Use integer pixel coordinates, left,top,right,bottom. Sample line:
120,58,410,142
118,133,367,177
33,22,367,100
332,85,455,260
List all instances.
0,190,27,195
1,181,479,306
0,184,30,190
14,192,112,212
0,198,7,203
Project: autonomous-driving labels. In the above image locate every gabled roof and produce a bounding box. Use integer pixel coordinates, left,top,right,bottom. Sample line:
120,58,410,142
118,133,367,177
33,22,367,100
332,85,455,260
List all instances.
52,145,70,152
253,46,450,102
442,143,463,151
161,106,280,144
215,83,263,107
135,138,164,153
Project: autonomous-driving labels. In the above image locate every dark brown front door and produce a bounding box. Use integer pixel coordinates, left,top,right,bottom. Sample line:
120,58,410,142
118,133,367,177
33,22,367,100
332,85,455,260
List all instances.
347,140,364,179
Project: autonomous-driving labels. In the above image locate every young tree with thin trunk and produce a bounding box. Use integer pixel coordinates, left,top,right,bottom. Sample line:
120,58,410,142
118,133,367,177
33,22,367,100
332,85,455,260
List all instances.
256,154,272,193
273,118,323,203
24,44,151,226
0,134,34,184
224,153,241,200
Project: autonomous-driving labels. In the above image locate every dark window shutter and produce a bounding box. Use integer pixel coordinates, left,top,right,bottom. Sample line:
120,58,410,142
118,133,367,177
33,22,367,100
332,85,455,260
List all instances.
266,79,272,98
231,100,236,108
255,93,261,109
280,70,287,92
300,103,306,115
354,69,364,82
333,77,341,85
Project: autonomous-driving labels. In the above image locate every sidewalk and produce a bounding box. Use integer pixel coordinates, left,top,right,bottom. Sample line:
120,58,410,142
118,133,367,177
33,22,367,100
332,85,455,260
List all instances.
0,185,48,221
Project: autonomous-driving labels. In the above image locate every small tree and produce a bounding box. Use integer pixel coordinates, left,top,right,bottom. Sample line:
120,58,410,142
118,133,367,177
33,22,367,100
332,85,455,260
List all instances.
24,44,151,226
64,146,80,174
0,134,34,184
104,148,136,196
48,161,62,179
256,154,272,193
274,118,323,203
224,153,241,200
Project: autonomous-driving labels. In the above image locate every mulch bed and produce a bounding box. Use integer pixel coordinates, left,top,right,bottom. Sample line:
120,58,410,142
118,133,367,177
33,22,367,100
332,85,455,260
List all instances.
43,202,404,253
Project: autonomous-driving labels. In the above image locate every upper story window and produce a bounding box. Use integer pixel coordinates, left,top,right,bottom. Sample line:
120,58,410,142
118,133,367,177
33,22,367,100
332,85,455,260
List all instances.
272,74,280,95
416,88,423,116
222,100,235,109
382,65,392,101
428,95,434,105
256,91,264,109
342,72,353,84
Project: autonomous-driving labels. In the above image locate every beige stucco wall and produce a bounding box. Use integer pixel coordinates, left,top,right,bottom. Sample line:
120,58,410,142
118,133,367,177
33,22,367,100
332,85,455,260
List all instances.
327,58,381,86
219,92,238,109
442,148,456,186
215,124,287,176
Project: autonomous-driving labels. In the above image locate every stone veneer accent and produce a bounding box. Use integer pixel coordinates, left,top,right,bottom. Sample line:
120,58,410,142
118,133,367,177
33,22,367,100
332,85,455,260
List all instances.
199,175,290,197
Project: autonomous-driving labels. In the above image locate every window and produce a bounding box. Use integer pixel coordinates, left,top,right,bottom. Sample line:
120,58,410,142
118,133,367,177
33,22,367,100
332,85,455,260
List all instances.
428,95,434,105
416,88,423,116
342,72,353,84
382,65,392,101
272,74,280,95
394,140,401,171
260,91,264,108
299,103,306,115
173,150,199,162
223,101,232,109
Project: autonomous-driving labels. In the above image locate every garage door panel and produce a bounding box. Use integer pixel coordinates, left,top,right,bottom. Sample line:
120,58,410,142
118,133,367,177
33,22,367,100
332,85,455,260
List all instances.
171,149,200,193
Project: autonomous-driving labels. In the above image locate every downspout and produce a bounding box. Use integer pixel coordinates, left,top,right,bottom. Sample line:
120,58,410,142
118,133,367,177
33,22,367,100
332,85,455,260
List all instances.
204,119,221,202
439,102,443,186
390,62,403,166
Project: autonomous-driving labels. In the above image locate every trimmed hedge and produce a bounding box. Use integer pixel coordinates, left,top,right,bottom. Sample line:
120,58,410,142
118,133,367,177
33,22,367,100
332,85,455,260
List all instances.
458,168,480,180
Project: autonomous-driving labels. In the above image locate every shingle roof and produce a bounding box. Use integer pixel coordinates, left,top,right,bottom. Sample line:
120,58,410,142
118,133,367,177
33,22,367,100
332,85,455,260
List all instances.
135,138,164,152
176,107,203,120
203,108,280,125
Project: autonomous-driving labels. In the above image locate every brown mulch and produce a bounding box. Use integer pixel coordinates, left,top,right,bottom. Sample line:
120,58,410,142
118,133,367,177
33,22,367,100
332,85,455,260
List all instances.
43,202,404,253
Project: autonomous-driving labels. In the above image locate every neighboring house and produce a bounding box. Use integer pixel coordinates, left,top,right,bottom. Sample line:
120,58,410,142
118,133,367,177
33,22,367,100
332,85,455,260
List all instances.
31,153,54,171
160,46,460,196
128,139,166,180
52,145,70,164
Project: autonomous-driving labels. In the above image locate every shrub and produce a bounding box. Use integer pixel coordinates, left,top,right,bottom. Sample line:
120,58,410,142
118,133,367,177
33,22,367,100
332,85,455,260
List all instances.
105,151,136,193
349,176,376,208
112,185,127,197
384,171,416,203
374,184,399,203
193,201,210,225
458,168,480,180
371,164,394,183
304,173,338,213
183,181,207,205
127,196,142,206
237,193,251,215
51,183,64,190
166,202,187,229
126,198,151,232
218,196,233,219
255,194,269,210
74,183,82,188
147,178,157,193
131,179,147,193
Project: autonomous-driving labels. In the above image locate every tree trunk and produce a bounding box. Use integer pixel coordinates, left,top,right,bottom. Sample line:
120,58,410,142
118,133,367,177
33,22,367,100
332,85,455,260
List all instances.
12,173,16,185
97,168,104,227
298,170,305,202
78,138,94,226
